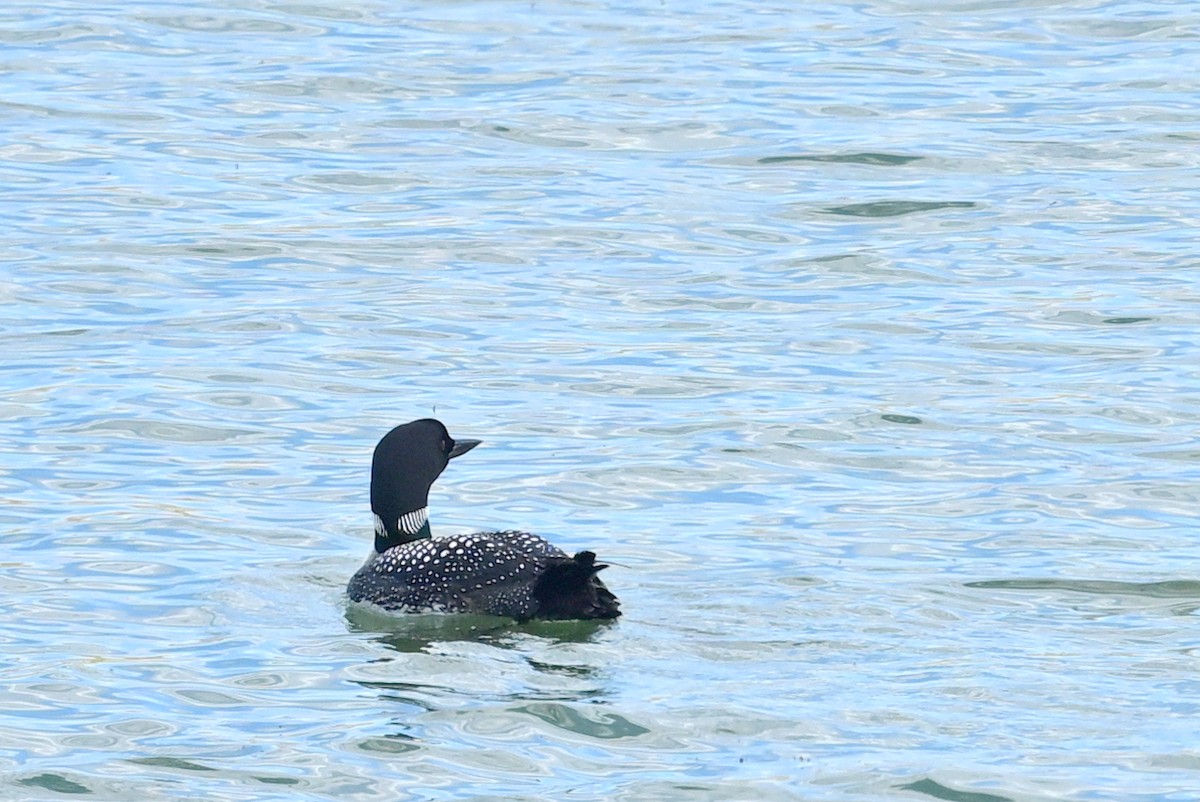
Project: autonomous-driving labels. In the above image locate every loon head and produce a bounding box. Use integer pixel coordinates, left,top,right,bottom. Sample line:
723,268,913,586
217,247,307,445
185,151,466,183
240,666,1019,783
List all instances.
370,418,481,551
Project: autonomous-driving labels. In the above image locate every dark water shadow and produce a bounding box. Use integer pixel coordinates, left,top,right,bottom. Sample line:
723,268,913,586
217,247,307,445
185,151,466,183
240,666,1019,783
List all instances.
759,152,923,166
513,701,650,739
965,578,1200,599
821,200,978,217
18,774,91,795
897,777,1012,802
345,603,617,653
345,605,519,651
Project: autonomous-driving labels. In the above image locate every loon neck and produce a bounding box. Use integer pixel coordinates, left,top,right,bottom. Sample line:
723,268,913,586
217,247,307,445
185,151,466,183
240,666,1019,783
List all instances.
373,507,431,552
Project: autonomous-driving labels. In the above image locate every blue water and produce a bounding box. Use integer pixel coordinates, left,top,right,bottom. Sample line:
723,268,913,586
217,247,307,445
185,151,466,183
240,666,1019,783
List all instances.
4,1,1200,799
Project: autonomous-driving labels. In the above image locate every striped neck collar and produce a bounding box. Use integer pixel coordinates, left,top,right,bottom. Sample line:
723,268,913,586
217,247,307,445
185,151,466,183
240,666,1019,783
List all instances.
373,506,430,551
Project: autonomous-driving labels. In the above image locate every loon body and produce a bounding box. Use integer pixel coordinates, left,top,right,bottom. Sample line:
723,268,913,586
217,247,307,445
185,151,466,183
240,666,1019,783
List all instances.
347,419,620,621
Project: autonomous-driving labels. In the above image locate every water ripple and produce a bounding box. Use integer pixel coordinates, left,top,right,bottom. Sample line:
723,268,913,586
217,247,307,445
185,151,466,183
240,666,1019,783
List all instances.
2,0,1200,799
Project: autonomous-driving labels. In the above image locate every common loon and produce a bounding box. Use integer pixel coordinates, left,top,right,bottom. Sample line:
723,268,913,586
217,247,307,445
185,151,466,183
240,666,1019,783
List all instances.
347,419,620,621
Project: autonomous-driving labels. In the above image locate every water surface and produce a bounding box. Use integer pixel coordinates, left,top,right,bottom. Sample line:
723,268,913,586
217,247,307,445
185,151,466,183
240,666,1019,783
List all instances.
3,0,1200,800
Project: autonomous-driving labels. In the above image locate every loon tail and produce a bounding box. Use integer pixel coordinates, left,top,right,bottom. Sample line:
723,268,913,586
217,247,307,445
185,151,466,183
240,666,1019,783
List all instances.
532,550,621,620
